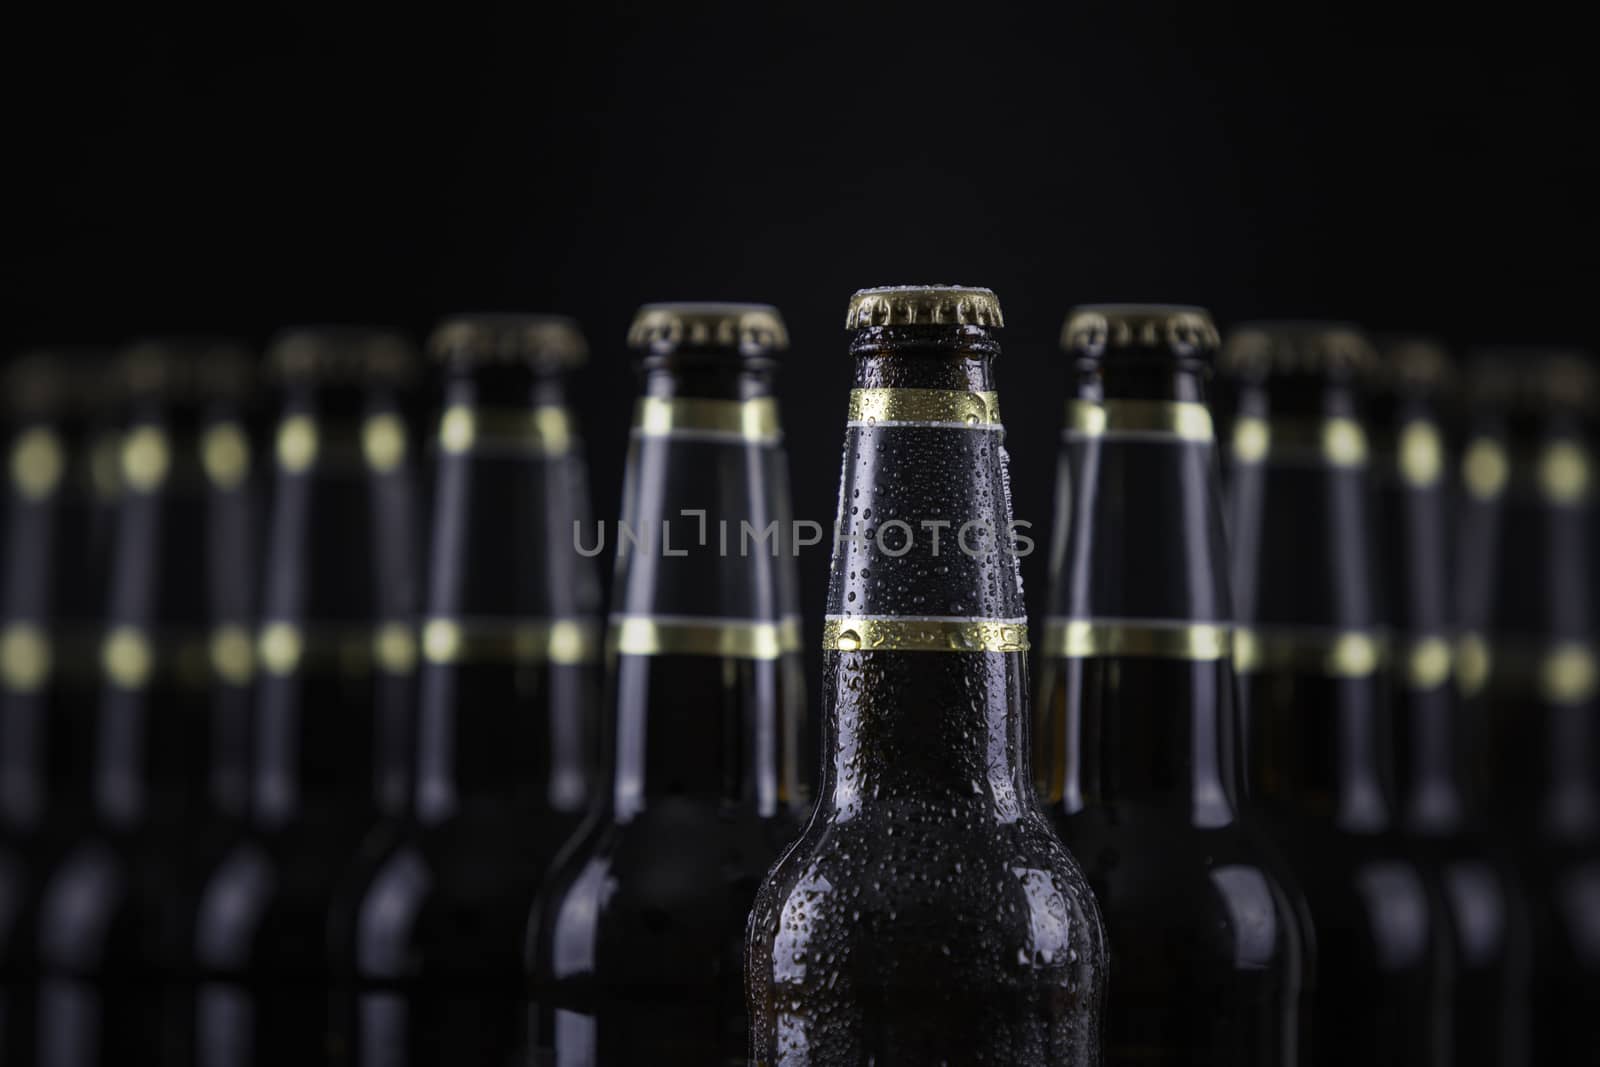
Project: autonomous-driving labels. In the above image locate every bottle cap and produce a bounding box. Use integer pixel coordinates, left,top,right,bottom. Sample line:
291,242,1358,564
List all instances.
428,313,587,370
845,286,1003,329
627,303,788,355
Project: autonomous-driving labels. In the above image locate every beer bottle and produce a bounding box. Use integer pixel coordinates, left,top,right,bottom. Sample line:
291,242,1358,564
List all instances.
746,285,1106,1065
191,327,420,1065
1035,305,1307,1065
1223,322,1453,1065
527,302,808,1065
327,314,603,1064
1372,338,1531,1065
1,350,116,1065
1460,350,1599,1062
30,339,255,1066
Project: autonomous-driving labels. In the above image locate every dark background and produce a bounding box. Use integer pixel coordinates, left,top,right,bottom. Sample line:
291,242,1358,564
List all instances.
6,4,1597,639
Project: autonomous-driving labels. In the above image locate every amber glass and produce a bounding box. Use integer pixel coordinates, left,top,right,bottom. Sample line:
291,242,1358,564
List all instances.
747,317,1106,1065
1036,314,1308,1065
1229,362,1454,1065
527,312,807,1065
191,334,420,1066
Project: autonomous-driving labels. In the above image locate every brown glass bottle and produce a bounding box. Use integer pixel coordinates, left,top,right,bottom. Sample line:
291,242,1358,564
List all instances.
1372,339,1533,1066
1457,350,1599,1064
526,303,808,1066
1035,305,1308,1065
746,286,1106,1065
1,350,120,1065
28,340,256,1067
190,327,421,1066
326,315,604,1066
1223,322,1453,1065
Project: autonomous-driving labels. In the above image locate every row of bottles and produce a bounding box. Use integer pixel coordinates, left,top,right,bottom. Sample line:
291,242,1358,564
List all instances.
1,291,1595,1065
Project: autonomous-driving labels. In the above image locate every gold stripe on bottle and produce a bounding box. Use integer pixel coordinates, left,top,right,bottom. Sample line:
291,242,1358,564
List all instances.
0,623,52,692
1540,642,1598,704
201,422,251,490
847,388,1002,427
210,624,255,686
10,427,66,500
1466,639,1599,705
1230,416,1368,467
779,615,804,654
420,617,601,666
1231,627,1385,677
822,615,1029,654
98,627,214,691
1460,437,1509,501
256,622,419,677
1401,635,1453,690
1455,631,1491,697
1063,400,1213,442
1394,420,1444,489
608,615,784,660
1538,439,1592,506
438,405,573,456
1042,618,1230,660
633,397,780,443
121,426,172,493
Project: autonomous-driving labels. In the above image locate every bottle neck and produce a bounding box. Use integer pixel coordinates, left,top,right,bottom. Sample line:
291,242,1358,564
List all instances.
413,366,603,824
1476,410,1600,837
1,414,101,833
1371,391,1468,830
817,326,1032,819
1040,356,1239,823
604,350,804,822
88,400,256,828
252,383,421,829
1228,378,1395,829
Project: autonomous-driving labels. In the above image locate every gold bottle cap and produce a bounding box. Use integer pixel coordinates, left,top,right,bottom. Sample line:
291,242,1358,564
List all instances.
1220,321,1377,381
1062,304,1218,356
267,326,417,387
1465,347,1596,414
119,338,256,402
845,286,1003,329
1372,336,1454,393
627,303,788,354
428,314,588,370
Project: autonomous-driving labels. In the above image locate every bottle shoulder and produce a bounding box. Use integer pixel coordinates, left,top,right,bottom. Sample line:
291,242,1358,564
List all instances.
748,809,1106,991
529,804,797,985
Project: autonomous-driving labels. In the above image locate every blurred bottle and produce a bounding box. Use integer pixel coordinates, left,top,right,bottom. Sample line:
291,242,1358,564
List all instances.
1458,349,1599,1063
1372,338,1532,1065
1,349,119,1065
29,339,254,1067
1223,322,1453,1065
191,327,420,1066
746,286,1106,1065
527,302,807,1065
326,314,604,1065
1035,305,1307,1065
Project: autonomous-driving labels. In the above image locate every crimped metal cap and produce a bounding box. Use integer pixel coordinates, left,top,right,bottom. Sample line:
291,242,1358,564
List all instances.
845,286,1003,329
1220,321,1377,381
6,347,119,419
626,303,788,354
428,314,587,370
266,326,417,386
1465,347,1597,414
1372,336,1455,393
118,338,256,402
1062,304,1219,357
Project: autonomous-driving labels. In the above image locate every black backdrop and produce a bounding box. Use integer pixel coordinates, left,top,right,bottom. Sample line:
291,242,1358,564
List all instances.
6,4,1597,675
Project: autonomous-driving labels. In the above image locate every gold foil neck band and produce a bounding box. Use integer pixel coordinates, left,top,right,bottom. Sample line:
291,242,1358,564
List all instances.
633,396,781,444
1,622,52,691
608,615,784,660
1230,415,1368,467
1042,618,1230,660
1401,635,1454,690
10,427,66,500
1064,400,1214,442
1464,637,1599,705
847,388,1002,427
256,621,418,677
420,617,600,665
822,615,1029,654
779,615,804,654
1232,627,1386,678
438,405,573,456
